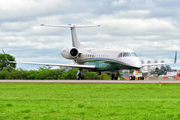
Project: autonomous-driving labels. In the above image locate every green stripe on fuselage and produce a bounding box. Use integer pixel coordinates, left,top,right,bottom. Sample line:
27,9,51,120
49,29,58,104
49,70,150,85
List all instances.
77,59,139,71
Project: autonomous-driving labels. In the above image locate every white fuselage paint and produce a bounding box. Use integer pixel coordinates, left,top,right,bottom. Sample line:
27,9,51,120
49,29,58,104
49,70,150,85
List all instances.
74,48,142,70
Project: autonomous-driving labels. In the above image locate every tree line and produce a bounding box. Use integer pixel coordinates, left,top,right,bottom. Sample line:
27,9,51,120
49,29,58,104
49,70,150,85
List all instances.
0,66,114,80
151,65,174,76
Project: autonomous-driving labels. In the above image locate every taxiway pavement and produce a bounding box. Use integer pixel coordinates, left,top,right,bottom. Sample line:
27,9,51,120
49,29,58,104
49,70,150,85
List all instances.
0,80,180,84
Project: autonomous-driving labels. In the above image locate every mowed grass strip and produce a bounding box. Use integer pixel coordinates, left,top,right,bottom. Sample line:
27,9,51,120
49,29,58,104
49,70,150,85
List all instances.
0,83,180,120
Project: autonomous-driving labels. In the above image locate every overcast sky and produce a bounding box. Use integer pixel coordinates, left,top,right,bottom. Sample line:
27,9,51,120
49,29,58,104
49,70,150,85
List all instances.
0,0,179,70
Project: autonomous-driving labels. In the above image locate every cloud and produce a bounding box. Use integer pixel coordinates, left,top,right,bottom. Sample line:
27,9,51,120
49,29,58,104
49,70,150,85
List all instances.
0,0,180,70
0,0,71,22
111,0,127,7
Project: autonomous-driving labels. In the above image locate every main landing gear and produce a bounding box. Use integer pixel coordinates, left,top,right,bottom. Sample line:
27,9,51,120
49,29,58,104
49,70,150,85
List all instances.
111,71,119,80
76,69,84,80
76,70,120,80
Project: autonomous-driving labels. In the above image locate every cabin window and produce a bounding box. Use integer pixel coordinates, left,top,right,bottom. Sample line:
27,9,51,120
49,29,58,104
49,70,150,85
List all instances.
123,52,131,57
131,52,137,57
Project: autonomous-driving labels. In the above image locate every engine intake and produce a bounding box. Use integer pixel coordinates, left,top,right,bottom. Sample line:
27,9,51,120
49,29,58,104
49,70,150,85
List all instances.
70,48,78,57
61,47,79,59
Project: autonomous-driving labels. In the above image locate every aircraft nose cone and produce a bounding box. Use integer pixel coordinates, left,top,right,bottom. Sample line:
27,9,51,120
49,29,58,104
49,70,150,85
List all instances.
134,58,142,68
136,63,142,68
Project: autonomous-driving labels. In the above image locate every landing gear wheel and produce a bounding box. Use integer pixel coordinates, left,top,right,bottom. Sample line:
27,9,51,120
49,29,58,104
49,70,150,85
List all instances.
81,75,84,80
96,72,101,75
77,74,81,80
77,74,84,80
76,69,85,80
111,74,115,80
129,76,134,80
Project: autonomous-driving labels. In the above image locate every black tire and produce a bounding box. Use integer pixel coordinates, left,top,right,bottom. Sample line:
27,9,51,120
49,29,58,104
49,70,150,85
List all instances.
77,74,81,80
111,74,114,80
97,72,101,75
129,76,133,80
81,75,84,80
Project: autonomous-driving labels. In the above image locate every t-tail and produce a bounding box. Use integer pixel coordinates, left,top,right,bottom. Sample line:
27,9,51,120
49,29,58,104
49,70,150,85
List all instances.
174,51,177,64
41,24,100,49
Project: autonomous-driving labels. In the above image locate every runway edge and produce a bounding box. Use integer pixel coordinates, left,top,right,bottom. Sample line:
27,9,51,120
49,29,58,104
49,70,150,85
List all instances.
0,80,180,84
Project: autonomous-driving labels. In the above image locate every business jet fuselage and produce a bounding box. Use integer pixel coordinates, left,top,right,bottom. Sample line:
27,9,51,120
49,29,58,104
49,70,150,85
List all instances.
61,47,141,72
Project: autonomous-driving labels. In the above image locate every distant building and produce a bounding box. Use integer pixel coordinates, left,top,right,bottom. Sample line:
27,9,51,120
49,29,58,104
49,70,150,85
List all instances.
141,60,144,69
161,60,165,63
141,60,144,64
161,60,165,66
166,71,177,77
147,60,151,75
147,60,151,69
154,60,158,63
150,60,158,71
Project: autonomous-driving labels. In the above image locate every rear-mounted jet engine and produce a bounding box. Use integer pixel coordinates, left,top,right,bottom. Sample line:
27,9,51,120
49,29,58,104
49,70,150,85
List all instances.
61,47,79,59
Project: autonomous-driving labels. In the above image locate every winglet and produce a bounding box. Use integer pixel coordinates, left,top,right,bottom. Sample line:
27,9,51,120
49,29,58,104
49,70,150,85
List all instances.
174,51,177,64
2,49,13,63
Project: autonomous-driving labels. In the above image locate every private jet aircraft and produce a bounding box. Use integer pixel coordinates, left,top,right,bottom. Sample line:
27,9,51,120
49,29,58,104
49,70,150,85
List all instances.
2,24,177,80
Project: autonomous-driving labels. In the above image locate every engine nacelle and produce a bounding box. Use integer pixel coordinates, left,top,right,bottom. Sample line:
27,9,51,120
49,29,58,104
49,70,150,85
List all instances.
61,47,79,59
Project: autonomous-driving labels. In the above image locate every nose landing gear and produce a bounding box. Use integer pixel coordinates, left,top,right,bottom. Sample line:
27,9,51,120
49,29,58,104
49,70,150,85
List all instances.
111,71,119,80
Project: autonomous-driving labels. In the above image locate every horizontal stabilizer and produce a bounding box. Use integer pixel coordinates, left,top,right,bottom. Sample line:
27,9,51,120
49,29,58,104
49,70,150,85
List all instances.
41,24,100,28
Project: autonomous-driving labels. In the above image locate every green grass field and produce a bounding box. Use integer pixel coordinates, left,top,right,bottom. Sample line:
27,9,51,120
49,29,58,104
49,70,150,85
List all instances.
0,83,180,120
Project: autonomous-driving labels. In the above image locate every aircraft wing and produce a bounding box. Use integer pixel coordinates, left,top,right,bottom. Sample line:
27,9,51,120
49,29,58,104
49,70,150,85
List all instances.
14,62,96,69
141,51,177,66
2,50,96,70
142,62,174,66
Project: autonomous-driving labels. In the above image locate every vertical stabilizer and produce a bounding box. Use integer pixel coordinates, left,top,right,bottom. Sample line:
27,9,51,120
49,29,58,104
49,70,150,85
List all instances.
70,26,85,49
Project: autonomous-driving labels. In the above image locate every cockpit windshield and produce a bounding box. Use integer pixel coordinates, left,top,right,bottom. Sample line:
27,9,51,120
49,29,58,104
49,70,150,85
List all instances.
123,52,131,57
131,52,137,57
118,52,138,57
